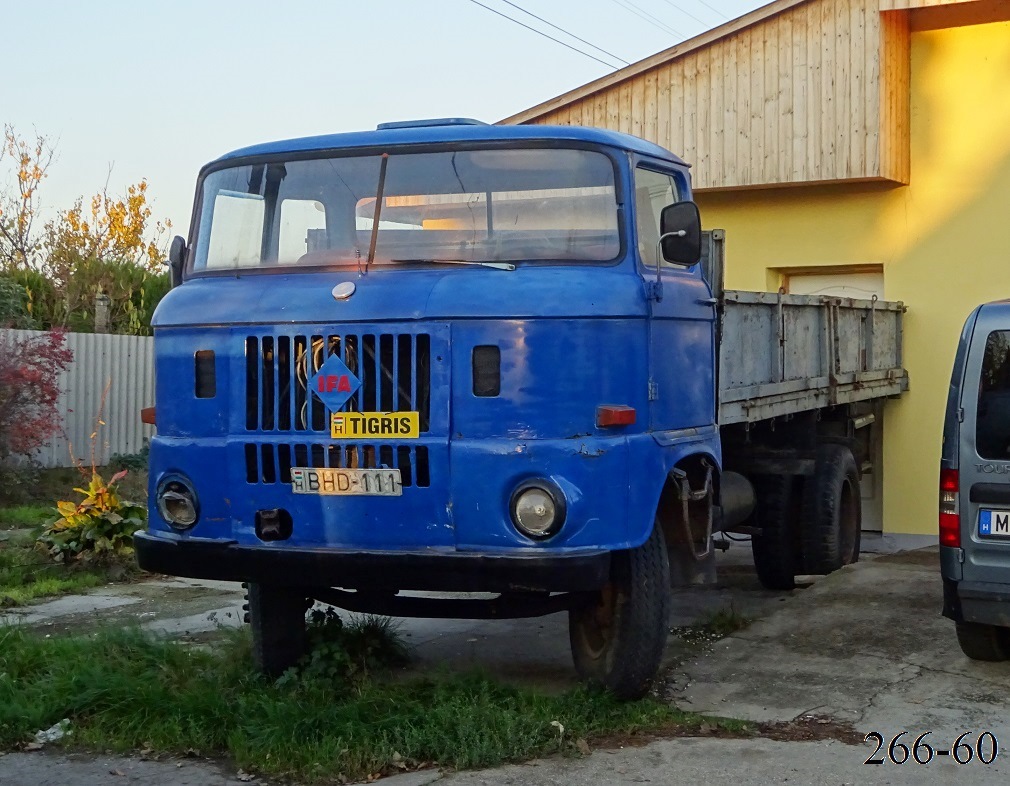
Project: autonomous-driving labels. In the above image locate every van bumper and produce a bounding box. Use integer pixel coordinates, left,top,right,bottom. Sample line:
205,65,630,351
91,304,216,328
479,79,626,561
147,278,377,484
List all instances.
943,578,1010,626
134,531,611,593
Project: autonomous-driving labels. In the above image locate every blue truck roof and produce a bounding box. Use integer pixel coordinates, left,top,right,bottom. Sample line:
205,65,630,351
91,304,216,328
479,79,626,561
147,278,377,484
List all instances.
213,120,688,167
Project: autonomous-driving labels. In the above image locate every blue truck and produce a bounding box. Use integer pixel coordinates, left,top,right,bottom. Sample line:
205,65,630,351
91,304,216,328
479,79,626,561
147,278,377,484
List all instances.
136,119,907,698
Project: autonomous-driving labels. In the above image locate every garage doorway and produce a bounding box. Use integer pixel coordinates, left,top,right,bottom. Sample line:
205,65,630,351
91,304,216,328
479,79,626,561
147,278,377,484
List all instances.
782,267,885,533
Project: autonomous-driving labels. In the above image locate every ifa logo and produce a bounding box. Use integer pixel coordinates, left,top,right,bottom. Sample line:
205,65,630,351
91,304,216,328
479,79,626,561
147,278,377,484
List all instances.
317,374,353,394
307,354,361,412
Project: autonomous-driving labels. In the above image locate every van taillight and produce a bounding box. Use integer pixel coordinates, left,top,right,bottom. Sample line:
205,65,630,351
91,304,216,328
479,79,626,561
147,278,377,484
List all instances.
939,468,960,547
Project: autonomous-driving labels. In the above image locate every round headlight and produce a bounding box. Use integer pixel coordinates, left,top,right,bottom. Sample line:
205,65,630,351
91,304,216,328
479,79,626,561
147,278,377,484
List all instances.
157,476,199,530
510,481,566,539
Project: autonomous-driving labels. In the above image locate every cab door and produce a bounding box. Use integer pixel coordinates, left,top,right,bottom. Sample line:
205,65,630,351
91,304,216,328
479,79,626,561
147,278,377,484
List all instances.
633,164,716,432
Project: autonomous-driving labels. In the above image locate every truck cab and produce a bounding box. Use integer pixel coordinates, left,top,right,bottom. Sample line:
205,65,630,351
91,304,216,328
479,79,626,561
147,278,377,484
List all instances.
136,119,731,698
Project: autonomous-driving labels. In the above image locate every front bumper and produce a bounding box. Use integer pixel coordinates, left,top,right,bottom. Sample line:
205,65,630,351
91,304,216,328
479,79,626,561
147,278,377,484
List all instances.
135,531,611,593
943,577,1010,626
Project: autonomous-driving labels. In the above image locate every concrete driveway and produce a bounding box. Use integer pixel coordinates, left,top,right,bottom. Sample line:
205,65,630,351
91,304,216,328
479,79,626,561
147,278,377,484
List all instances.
4,539,1010,784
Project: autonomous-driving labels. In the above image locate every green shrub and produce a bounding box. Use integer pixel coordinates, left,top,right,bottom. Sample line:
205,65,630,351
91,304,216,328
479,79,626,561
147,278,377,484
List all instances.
110,442,150,472
0,276,38,329
36,470,145,563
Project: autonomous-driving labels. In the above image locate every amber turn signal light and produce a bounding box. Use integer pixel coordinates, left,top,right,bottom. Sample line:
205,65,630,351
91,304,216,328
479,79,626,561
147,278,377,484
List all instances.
596,405,636,428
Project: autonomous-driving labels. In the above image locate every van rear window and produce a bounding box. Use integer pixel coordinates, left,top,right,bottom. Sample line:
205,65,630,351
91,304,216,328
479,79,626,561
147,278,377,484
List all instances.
977,331,1010,459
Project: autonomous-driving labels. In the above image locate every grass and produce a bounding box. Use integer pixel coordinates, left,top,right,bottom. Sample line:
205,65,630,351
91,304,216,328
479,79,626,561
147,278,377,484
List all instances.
0,503,53,530
0,530,129,608
0,622,749,783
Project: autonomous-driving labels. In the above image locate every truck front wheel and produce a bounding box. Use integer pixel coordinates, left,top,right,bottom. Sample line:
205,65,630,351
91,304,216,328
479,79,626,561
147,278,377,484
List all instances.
245,582,309,678
568,523,671,699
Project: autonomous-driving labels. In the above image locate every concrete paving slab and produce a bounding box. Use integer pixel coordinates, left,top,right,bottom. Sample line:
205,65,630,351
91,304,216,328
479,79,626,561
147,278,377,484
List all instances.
0,591,139,626
0,578,248,636
0,752,269,786
668,547,1010,747
440,736,1008,785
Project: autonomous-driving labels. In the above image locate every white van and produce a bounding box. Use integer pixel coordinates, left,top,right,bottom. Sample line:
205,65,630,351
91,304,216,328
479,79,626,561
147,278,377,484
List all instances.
942,303,1010,659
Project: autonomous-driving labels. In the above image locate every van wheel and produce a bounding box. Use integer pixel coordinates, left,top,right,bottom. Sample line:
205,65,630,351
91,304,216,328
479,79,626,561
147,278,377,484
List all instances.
751,475,802,590
246,582,308,677
956,621,1010,661
569,523,671,700
802,445,861,575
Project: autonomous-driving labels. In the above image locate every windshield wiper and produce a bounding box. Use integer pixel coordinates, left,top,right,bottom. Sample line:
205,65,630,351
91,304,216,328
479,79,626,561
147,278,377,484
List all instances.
392,258,516,271
364,153,390,274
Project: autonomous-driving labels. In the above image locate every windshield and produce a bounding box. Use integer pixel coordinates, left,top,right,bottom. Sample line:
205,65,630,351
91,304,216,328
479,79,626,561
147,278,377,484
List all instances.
192,148,620,271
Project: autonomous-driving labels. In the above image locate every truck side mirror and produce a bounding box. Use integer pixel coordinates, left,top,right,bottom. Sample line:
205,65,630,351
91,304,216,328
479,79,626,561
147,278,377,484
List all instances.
659,202,702,266
168,235,186,288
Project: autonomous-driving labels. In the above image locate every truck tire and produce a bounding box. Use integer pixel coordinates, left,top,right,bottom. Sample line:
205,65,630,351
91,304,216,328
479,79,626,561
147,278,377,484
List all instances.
750,475,802,590
802,445,861,575
246,582,308,678
569,523,671,700
955,621,1010,661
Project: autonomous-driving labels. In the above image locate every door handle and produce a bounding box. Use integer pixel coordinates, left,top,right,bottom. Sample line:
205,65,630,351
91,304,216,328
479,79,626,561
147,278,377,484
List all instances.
969,483,1010,505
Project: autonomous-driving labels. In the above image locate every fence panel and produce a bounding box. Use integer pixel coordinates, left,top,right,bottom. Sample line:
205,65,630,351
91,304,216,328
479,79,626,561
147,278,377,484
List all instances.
0,329,155,468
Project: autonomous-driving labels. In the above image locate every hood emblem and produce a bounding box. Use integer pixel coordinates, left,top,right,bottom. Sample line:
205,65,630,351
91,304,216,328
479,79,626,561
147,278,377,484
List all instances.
332,281,356,300
307,354,361,412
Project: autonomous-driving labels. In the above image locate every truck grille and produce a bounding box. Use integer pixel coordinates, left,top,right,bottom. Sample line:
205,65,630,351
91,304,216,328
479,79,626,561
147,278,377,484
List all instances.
245,333,431,433
245,442,431,488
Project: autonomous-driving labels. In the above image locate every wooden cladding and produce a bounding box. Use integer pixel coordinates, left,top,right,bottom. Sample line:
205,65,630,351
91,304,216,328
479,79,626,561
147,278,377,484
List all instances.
880,0,979,8
507,0,919,191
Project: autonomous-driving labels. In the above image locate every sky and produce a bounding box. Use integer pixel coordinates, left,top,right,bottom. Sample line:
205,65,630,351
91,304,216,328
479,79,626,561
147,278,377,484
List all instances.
2,0,768,239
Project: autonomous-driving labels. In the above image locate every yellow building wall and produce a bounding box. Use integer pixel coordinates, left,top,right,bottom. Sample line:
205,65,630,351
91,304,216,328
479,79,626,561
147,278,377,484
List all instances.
696,19,1010,535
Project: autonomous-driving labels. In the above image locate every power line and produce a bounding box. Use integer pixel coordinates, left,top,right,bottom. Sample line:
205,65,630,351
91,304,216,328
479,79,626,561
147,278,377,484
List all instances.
464,0,621,69
607,0,684,39
499,0,631,65
693,0,730,20
655,0,707,26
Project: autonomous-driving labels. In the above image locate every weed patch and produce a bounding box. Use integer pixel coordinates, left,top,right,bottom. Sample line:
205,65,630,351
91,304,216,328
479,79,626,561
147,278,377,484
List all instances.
291,609,411,687
672,605,751,646
0,625,745,782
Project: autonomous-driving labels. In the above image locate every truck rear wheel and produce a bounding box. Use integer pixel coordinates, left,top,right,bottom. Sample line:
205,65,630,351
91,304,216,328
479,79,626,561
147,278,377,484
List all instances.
802,445,861,575
568,523,671,700
750,475,802,590
955,621,1010,661
245,582,309,678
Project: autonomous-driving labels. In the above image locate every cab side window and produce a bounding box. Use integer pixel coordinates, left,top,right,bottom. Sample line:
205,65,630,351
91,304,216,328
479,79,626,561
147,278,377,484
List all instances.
635,168,679,267
977,331,1010,459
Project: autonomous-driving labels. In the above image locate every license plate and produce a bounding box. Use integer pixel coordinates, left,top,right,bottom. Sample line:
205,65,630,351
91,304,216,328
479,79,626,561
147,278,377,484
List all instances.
330,411,420,439
979,509,1010,538
290,467,402,496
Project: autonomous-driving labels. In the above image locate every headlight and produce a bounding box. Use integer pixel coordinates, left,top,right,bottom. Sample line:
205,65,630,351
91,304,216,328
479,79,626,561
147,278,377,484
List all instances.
509,480,566,539
157,476,199,530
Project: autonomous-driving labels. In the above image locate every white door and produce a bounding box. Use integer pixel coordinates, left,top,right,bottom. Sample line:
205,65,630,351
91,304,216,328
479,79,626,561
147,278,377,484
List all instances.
786,271,884,300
